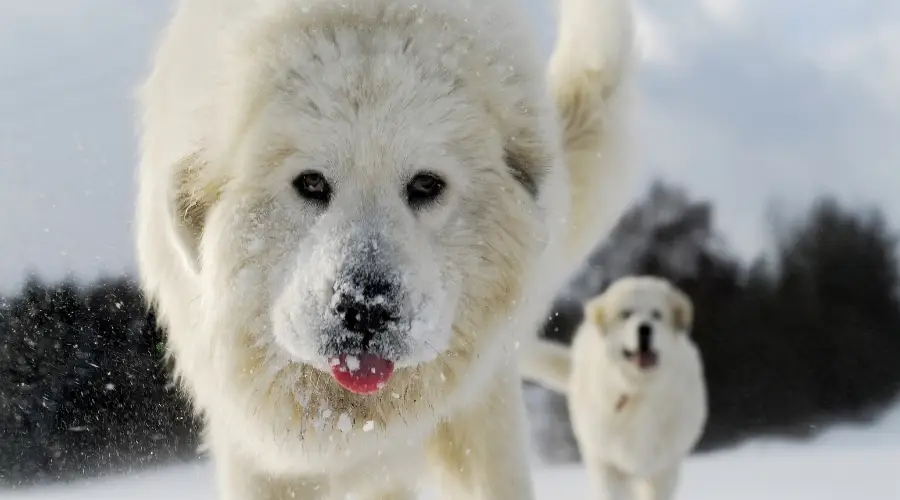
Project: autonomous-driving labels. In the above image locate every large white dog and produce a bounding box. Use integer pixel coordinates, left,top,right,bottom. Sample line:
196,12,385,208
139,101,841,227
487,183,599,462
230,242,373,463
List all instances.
522,276,708,500
134,0,635,497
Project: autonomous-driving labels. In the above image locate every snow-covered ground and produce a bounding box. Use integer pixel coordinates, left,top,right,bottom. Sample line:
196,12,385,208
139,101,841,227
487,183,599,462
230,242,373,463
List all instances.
4,405,899,500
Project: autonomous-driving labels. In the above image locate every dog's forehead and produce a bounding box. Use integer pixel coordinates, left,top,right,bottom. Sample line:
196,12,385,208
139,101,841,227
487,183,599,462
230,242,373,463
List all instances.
222,8,546,196
249,37,493,171
612,285,669,312
249,80,492,189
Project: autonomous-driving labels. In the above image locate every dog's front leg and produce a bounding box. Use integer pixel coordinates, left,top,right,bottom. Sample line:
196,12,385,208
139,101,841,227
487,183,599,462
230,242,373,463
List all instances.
587,462,631,500
425,364,536,500
212,443,328,500
216,468,328,500
633,466,679,500
344,473,419,500
369,486,418,500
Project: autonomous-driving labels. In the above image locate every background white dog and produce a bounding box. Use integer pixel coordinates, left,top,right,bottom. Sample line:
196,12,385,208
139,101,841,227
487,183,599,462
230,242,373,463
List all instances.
135,0,635,498
523,276,708,500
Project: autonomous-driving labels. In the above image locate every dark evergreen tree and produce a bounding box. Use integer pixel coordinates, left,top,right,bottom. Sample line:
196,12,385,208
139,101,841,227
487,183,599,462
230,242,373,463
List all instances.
0,277,200,486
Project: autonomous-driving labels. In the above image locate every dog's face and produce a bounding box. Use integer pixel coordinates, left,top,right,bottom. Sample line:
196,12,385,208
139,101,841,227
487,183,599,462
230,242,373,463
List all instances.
173,19,551,395
584,276,693,375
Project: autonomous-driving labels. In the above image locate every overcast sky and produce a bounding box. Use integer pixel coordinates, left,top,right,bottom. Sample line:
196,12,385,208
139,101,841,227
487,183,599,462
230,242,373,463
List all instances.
1,0,898,291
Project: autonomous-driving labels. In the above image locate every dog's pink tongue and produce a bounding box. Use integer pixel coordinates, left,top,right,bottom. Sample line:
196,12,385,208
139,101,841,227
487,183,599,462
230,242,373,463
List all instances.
637,352,657,369
329,353,394,395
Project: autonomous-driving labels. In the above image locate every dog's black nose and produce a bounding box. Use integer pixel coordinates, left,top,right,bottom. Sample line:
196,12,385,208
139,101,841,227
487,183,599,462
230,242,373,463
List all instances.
332,278,398,338
638,322,653,352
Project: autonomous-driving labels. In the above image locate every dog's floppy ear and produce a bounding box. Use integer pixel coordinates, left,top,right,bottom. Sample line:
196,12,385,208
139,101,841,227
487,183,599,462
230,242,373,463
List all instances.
502,122,551,200
503,145,542,199
164,152,220,276
668,285,694,333
583,294,609,334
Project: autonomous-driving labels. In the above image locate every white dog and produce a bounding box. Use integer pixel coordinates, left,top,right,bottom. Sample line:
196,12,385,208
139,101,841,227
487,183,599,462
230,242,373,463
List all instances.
134,0,636,497
522,276,708,500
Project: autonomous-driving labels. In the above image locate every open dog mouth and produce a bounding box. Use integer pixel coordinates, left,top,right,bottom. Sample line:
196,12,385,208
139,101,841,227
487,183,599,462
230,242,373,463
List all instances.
328,352,395,395
622,349,659,369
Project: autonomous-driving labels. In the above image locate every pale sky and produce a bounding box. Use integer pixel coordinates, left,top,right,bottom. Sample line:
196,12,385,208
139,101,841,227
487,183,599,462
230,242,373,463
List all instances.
1,0,898,290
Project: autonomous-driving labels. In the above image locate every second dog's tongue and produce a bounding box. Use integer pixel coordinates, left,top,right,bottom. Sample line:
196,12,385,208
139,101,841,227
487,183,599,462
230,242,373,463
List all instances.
330,353,394,394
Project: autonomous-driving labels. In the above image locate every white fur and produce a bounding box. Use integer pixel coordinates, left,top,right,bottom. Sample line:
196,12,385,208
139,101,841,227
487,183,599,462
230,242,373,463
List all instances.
523,276,708,500
134,0,636,497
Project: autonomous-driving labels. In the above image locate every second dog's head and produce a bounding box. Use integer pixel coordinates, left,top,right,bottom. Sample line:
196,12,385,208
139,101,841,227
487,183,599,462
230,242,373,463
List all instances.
584,276,693,376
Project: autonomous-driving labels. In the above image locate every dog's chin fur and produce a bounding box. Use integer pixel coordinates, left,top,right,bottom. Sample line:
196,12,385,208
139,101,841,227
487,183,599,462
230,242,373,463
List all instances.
136,0,636,496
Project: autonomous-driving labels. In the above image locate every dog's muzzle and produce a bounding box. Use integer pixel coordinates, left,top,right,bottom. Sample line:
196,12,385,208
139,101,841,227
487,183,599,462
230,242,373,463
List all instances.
322,270,411,394
624,322,658,369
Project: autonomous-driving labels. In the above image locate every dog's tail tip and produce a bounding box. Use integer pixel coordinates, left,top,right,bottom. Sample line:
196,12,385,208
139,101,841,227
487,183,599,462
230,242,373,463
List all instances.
552,0,635,79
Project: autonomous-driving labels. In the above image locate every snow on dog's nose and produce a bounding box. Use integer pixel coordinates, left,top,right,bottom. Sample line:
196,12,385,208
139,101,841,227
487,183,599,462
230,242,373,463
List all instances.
324,253,411,394
331,275,401,339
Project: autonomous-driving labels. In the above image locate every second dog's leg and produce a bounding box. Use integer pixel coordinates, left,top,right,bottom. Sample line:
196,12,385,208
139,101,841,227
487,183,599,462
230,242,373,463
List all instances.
634,466,680,500
587,461,631,500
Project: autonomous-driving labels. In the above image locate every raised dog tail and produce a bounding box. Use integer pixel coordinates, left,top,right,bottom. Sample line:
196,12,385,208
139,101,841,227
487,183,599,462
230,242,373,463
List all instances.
549,0,637,273
519,338,573,395
550,0,634,93
518,0,634,396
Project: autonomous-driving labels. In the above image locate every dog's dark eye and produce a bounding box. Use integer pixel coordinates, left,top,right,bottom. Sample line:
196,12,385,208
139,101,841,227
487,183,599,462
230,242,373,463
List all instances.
293,171,331,204
406,172,445,207
651,309,663,320
619,309,633,320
